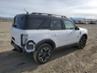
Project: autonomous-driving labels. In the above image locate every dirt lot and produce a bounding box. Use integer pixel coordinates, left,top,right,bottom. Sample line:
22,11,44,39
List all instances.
0,21,97,73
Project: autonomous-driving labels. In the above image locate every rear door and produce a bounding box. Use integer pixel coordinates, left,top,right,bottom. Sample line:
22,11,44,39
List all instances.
50,18,69,47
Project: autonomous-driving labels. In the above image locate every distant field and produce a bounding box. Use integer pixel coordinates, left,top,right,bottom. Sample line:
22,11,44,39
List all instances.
0,21,97,73
0,21,12,51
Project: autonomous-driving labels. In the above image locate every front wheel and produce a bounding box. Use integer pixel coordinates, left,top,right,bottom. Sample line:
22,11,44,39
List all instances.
78,36,87,49
33,43,53,64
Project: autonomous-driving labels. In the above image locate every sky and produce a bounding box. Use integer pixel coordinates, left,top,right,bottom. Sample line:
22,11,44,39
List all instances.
0,0,97,18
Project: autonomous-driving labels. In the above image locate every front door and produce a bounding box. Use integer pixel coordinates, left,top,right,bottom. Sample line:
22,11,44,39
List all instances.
62,20,80,45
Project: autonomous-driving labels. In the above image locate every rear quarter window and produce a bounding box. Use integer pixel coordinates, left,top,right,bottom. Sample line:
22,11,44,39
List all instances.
13,15,26,29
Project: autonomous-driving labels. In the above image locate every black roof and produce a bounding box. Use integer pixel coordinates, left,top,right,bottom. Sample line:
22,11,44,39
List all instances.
15,12,67,19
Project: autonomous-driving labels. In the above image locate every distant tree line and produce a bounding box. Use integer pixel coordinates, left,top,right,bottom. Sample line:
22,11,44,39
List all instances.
0,17,13,22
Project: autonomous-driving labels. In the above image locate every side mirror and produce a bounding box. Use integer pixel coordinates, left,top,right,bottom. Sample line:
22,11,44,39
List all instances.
75,26,79,30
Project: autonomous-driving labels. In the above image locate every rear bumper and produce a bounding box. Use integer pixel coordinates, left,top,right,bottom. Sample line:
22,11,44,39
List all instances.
11,40,36,53
11,40,26,53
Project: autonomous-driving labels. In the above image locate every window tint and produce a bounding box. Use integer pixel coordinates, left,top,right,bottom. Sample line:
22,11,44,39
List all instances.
13,15,50,29
38,19,50,29
27,17,45,29
63,20,75,29
50,19,62,30
13,15,26,29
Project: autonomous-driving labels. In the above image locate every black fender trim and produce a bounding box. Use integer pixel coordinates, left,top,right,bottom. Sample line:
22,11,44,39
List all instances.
35,39,56,51
80,34,88,40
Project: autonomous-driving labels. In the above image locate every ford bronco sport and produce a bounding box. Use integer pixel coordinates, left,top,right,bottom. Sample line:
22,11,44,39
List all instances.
11,13,88,64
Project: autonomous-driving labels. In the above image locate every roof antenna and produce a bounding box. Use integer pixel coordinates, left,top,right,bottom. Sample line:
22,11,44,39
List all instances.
24,8,29,14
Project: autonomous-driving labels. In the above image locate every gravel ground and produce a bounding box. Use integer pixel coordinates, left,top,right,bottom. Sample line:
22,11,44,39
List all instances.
0,22,97,73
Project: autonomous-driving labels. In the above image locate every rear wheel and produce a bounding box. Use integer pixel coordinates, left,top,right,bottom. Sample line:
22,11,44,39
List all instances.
33,43,53,64
78,36,87,49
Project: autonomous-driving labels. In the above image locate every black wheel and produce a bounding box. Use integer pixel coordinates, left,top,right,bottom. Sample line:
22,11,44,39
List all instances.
33,43,53,64
78,36,87,49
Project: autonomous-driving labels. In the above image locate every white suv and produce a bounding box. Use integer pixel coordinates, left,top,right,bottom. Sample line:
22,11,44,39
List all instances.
11,13,88,64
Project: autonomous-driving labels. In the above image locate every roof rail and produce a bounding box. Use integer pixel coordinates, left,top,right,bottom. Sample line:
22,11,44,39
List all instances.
32,12,51,16
31,12,67,18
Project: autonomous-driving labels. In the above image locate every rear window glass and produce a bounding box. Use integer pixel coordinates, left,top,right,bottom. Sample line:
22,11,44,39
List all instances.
26,16,45,29
13,15,50,29
13,15,26,29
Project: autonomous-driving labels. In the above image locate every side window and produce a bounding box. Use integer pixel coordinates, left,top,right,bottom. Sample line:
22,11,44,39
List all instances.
50,19,62,30
27,17,44,29
63,20,75,29
39,19,50,29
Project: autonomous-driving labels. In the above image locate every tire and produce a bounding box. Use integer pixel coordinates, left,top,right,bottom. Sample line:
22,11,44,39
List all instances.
78,36,87,49
33,43,53,64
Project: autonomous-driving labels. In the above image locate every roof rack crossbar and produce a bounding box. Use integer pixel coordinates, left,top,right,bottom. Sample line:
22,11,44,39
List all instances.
31,12,67,18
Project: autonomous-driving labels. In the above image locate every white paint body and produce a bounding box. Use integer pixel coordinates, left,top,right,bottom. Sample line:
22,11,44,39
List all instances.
11,27,88,53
